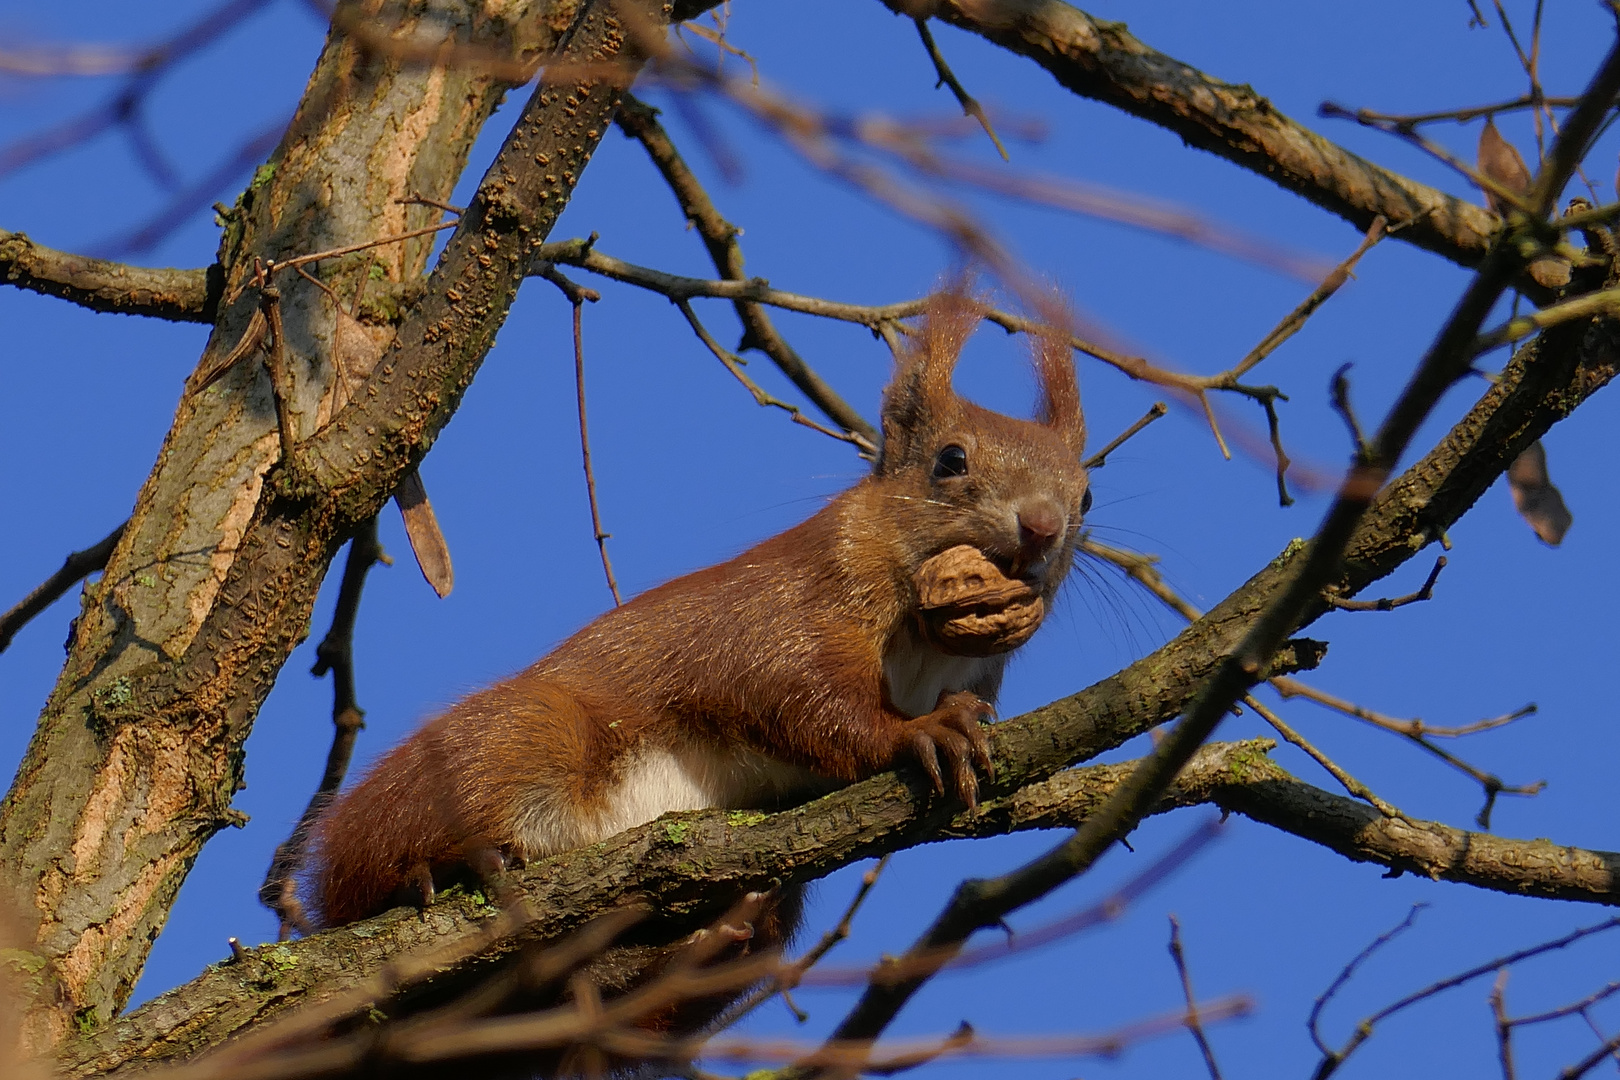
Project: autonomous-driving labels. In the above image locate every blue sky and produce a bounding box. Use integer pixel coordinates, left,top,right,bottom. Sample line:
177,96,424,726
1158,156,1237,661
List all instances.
4,1,1620,1076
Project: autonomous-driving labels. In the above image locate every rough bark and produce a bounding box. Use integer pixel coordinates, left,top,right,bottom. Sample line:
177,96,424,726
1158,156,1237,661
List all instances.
898,0,1501,271
62,728,1620,1076
0,0,604,1048
0,231,218,322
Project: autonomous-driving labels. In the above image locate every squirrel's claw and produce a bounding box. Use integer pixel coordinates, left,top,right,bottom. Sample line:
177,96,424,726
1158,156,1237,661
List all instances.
908,690,996,809
910,729,947,796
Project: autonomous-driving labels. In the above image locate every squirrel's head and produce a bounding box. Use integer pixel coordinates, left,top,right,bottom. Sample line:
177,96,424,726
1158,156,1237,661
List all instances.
874,291,1089,596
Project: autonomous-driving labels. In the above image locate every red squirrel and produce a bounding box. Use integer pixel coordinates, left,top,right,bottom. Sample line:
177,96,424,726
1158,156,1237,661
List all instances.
309,294,1089,926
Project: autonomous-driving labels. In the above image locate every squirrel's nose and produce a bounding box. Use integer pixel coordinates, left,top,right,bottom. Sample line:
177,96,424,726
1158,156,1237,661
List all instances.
1016,501,1064,561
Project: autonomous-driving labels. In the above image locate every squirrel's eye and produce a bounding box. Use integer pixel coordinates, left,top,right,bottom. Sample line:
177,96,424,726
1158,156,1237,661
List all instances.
1081,488,1094,514
932,445,969,479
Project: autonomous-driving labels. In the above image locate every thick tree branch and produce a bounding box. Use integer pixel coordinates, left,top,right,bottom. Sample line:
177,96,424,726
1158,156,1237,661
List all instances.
64,731,1620,1076
0,229,218,321
1207,751,1620,904
0,0,595,1049
897,0,1501,270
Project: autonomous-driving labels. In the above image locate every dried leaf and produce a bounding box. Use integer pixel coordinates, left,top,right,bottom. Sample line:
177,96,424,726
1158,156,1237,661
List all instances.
1478,117,1532,216
394,468,454,597
1507,440,1573,546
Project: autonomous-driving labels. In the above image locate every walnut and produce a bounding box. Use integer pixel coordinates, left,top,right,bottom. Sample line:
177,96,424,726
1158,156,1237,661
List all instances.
913,545,1045,657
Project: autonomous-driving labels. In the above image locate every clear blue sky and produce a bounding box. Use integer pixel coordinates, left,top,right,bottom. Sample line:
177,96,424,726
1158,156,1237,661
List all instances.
3,1,1620,1076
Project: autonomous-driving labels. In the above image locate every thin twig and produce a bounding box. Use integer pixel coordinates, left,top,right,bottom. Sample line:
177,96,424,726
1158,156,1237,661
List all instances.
1270,676,1543,828
1344,94,1582,127
566,285,622,607
1492,969,1518,1080
1258,390,1294,506
1473,283,1620,354
1309,904,1427,1057
1082,402,1167,470
1313,916,1620,1080
675,298,866,447
1328,363,1370,460
1272,675,1538,740
715,856,892,1030
1512,980,1620,1027
0,520,126,654
1319,102,1537,213
259,281,299,463
1559,1030,1620,1080
614,94,878,453
913,17,1010,161
1245,695,1403,818
396,193,465,216
786,817,1222,1078
1168,915,1225,1080
1232,215,1387,380
1575,1011,1620,1076
528,233,1321,467
1324,554,1446,611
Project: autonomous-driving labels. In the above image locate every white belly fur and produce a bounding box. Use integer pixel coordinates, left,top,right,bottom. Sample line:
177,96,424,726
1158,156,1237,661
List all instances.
882,626,1001,718
510,743,826,858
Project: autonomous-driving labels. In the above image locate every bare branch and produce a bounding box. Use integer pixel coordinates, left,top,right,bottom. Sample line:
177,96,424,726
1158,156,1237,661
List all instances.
1271,675,1545,828
1308,904,1426,1057
912,17,1010,161
901,0,1501,268
1082,402,1167,470
1312,916,1620,1079
0,229,217,321
1233,216,1387,381
715,856,892,1029
1168,916,1225,1080
1344,94,1584,127
568,289,623,606
0,521,126,655
1324,554,1447,611
675,298,869,448
613,94,879,452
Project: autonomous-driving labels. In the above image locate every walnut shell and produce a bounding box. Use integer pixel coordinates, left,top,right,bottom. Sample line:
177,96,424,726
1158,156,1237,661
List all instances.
914,545,1046,657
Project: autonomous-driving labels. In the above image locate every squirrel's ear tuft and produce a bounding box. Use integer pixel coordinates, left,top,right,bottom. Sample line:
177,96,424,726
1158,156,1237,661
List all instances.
1023,288,1084,458
1032,323,1084,458
879,289,981,472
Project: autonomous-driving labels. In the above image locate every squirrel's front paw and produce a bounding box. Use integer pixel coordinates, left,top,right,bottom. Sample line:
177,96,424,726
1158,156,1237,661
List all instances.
906,690,995,809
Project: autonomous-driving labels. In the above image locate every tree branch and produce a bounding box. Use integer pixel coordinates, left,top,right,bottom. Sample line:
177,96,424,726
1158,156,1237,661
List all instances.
0,521,126,654
612,93,879,451
0,229,218,321
63,733,1620,1076
0,0,593,1048
895,0,1501,270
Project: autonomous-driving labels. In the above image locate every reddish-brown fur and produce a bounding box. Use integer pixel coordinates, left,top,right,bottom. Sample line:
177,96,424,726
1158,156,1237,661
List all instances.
309,293,1089,927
